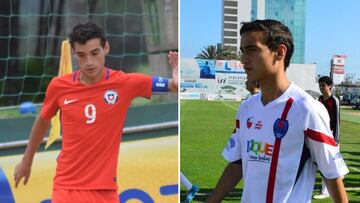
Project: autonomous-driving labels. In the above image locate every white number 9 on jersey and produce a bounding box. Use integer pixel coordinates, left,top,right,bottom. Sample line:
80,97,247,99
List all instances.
84,104,96,124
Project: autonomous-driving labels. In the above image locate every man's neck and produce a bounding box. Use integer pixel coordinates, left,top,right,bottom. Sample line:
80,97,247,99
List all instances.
79,69,104,85
322,92,332,100
259,73,290,106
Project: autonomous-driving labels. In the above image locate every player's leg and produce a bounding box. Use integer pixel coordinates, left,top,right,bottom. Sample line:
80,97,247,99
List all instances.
180,172,199,202
180,171,193,191
313,178,330,199
320,179,329,196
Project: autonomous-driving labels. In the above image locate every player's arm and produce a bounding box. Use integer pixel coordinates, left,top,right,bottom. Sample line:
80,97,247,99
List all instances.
323,176,348,203
167,51,178,92
305,103,348,202
333,97,340,144
14,115,51,188
206,161,243,203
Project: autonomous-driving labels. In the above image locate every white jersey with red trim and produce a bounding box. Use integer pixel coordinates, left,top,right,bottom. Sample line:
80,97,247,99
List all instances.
222,83,348,203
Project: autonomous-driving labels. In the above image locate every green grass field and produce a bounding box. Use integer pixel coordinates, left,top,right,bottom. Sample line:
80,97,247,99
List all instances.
180,100,360,202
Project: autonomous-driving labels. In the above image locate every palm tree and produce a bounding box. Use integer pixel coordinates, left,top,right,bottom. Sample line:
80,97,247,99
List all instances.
196,45,241,60
217,50,242,60
195,45,220,59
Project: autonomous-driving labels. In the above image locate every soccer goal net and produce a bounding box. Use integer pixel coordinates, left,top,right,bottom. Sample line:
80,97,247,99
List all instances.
0,0,178,108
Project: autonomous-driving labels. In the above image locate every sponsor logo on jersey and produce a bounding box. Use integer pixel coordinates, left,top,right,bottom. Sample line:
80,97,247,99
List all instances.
255,120,263,129
247,117,254,129
225,136,236,150
273,118,289,139
64,99,78,105
104,89,118,104
247,139,273,162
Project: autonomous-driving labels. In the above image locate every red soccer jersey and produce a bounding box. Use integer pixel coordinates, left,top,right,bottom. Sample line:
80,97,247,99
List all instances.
40,68,152,190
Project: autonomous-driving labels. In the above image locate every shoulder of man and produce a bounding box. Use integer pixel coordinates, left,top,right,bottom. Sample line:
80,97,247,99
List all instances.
287,84,325,115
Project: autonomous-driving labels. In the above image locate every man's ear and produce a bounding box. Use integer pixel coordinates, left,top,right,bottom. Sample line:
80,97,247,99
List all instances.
275,44,287,60
104,41,110,55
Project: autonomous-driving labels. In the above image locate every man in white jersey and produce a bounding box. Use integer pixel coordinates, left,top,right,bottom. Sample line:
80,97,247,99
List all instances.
206,19,348,203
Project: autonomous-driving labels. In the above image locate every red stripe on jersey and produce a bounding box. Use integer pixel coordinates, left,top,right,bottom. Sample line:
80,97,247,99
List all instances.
266,139,282,203
304,128,337,146
266,97,294,203
281,97,293,119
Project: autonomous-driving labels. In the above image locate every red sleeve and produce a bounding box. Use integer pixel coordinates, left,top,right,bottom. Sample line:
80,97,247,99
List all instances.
124,73,152,100
40,78,60,120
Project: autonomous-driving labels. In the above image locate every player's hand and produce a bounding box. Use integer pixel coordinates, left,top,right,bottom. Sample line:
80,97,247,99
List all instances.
168,51,178,88
14,160,32,188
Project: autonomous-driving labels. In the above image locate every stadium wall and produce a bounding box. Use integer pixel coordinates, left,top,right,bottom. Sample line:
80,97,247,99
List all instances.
286,63,319,93
180,59,319,100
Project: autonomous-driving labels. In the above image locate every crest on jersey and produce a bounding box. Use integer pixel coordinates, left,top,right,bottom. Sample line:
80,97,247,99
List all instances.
273,118,289,139
104,89,118,104
246,117,254,129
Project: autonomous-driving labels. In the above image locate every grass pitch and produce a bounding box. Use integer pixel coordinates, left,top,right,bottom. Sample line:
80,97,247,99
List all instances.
180,100,360,202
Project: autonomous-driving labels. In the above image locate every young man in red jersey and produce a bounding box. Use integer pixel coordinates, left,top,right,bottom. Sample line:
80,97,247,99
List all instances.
207,19,348,203
14,22,178,203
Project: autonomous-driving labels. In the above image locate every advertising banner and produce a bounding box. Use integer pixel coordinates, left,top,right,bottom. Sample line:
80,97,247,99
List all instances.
331,55,346,85
215,60,244,73
180,59,248,101
332,65,345,74
332,55,346,66
0,136,178,203
211,73,248,101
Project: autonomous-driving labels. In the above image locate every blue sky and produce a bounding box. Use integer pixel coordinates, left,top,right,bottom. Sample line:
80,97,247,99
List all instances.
180,0,360,76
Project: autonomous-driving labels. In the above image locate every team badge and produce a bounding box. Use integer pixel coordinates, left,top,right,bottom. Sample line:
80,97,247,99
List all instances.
246,117,254,129
273,118,289,139
104,89,118,104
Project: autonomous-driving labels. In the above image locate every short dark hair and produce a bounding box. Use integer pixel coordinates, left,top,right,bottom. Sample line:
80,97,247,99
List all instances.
240,19,294,69
69,21,106,48
318,76,333,86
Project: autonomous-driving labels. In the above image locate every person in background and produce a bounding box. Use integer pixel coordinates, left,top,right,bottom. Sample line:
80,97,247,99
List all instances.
314,76,341,199
245,79,260,95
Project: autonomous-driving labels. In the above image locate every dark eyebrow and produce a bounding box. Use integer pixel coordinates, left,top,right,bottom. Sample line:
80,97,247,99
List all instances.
75,48,100,55
91,48,100,53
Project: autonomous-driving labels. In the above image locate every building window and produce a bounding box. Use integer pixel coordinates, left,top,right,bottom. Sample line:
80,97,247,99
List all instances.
224,8,237,15
224,1,238,7
224,23,237,30
224,16,237,22
224,38,237,44
224,31,237,37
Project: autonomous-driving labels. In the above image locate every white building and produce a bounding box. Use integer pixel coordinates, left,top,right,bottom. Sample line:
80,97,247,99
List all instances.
222,0,306,64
